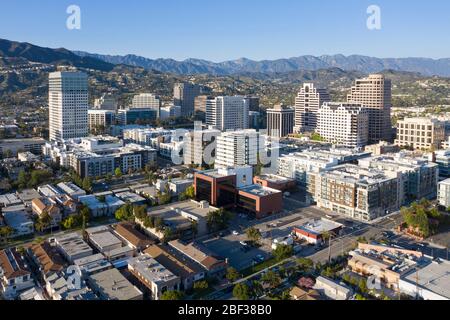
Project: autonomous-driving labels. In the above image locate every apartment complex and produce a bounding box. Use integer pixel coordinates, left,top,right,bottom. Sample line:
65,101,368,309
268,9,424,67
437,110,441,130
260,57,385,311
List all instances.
43,136,157,178
395,118,445,150
358,153,439,204
49,71,89,142
206,96,249,131
294,83,331,133
173,82,201,117
347,74,392,143
312,164,399,221
266,104,295,138
317,103,369,148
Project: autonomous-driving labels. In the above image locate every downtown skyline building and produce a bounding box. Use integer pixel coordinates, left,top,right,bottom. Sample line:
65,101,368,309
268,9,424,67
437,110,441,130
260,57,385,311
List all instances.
49,71,89,142
266,104,295,138
317,102,369,148
347,74,392,144
294,83,331,133
206,96,249,132
173,82,202,117
131,93,162,118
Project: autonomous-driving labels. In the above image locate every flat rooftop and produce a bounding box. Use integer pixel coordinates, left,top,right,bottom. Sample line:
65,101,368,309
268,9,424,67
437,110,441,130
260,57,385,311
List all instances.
256,174,295,184
403,259,450,299
89,231,123,251
296,219,344,236
115,192,146,203
128,254,179,285
0,193,22,206
89,268,142,300
238,184,281,197
54,233,93,259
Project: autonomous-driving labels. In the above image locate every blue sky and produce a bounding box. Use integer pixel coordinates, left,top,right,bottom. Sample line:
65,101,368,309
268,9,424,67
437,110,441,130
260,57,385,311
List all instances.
1,0,449,61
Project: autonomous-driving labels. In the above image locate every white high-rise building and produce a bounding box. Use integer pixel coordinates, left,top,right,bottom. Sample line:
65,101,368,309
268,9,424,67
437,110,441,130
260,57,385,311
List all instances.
206,96,249,132
294,83,331,133
131,93,161,117
266,104,294,138
317,103,369,148
49,71,89,142
215,130,258,168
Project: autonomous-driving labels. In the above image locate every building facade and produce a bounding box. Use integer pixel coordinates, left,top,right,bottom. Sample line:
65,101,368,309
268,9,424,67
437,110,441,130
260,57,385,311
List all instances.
173,82,201,117
317,103,369,148
395,118,445,150
206,96,249,131
49,71,89,142
266,104,295,138
347,74,392,144
294,83,331,133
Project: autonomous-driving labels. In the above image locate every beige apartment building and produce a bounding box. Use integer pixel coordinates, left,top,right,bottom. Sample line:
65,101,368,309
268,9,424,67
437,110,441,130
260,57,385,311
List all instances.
395,117,445,150
317,103,369,148
347,74,392,144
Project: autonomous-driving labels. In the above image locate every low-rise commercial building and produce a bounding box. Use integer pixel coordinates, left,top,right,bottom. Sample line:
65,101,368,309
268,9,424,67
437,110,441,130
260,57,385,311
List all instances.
348,243,423,291
253,174,297,192
74,253,112,276
53,233,93,263
87,268,143,300
0,138,46,157
145,244,206,290
56,182,86,200
169,240,228,276
399,258,450,300
128,254,181,300
293,219,344,245
114,222,155,252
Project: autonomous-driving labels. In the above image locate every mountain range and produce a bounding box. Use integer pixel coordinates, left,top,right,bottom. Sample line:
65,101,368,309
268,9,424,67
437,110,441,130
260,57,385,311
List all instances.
74,51,450,77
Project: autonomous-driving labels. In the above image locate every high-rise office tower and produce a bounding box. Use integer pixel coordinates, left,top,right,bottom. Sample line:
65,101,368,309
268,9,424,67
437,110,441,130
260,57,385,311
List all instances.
266,104,295,138
131,93,161,118
294,83,331,133
49,71,89,142
347,74,392,143
317,102,369,148
206,96,249,131
173,82,201,117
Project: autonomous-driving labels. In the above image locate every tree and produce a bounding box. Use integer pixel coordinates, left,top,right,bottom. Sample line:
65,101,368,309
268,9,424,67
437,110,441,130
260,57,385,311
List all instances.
62,216,77,230
297,258,314,273
226,267,240,283
249,281,264,299
133,205,147,220
191,220,198,239
17,170,28,189
193,280,209,294
272,244,293,261
161,290,184,300
298,277,315,289
358,278,368,294
115,203,134,222
233,283,251,300
206,209,233,232
82,177,92,193
154,216,165,231
0,226,14,241
261,270,281,289
246,227,262,245
179,186,195,201
115,168,123,178
163,227,173,243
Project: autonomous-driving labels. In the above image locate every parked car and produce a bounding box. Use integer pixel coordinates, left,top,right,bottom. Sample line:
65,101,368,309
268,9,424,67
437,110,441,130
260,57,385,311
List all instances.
232,230,239,236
